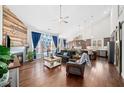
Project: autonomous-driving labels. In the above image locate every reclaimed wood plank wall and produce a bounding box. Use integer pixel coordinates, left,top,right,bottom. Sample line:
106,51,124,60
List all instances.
2,6,27,47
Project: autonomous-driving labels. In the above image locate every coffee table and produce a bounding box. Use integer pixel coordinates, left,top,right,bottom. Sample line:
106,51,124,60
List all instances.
43,56,62,69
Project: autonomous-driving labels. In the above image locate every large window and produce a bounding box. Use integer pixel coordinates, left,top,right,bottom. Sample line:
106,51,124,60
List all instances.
35,32,56,58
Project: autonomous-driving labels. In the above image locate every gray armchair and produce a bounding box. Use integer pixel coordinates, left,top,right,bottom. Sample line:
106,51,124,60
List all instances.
66,53,90,78
66,61,86,78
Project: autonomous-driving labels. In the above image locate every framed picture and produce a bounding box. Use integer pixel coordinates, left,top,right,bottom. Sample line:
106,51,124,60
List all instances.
93,40,96,46
86,39,91,46
97,40,102,47
104,37,110,46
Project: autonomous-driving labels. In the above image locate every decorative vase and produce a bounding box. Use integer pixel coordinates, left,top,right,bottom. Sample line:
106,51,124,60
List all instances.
0,71,9,87
0,62,9,87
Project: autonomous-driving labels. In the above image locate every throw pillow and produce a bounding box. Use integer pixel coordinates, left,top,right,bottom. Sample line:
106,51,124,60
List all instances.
63,52,68,56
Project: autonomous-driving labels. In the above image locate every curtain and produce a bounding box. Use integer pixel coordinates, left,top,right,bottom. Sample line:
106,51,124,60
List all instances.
52,36,58,48
52,36,58,53
32,32,41,59
59,38,60,44
63,39,66,48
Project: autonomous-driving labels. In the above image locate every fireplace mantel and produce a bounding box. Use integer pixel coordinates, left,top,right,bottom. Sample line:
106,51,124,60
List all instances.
10,47,26,63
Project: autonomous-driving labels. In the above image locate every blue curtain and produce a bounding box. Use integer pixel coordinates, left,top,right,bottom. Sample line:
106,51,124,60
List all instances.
63,39,66,48
32,32,41,59
52,36,58,53
52,36,58,48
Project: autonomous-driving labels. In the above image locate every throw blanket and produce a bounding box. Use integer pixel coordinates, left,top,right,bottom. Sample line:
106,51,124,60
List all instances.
79,53,90,64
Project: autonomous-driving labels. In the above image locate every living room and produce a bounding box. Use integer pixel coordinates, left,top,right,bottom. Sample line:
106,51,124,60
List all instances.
0,3,124,88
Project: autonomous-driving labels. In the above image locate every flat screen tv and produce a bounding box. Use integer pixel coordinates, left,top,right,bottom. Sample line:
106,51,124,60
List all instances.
6,35,10,48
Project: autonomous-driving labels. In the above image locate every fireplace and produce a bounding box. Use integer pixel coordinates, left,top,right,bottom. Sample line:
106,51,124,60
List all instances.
14,52,23,65
10,47,26,64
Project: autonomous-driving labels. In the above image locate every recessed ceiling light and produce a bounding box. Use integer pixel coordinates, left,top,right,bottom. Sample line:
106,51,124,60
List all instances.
104,9,110,15
104,11,107,14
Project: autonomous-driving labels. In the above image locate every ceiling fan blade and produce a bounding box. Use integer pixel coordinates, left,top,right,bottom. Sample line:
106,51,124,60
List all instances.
64,16,69,19
64,20,68,23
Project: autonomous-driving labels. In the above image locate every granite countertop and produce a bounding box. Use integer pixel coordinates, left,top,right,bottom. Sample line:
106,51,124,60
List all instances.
8,56,21,69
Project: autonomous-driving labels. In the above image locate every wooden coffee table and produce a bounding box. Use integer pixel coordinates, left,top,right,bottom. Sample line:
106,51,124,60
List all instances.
43,56,62,69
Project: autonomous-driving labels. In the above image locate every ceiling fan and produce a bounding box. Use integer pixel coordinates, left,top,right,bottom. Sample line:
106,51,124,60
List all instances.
52,5,69,24
59,5,69,23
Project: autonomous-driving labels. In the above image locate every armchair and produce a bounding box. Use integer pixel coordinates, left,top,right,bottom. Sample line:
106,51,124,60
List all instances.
66,62,86,78
66,53,90,78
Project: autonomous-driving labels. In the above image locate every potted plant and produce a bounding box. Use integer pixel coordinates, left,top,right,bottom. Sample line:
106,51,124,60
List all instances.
0,45,11,86
26,50,34,62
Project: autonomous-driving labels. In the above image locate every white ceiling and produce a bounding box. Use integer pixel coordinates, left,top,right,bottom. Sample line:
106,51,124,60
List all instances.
7,5,112,40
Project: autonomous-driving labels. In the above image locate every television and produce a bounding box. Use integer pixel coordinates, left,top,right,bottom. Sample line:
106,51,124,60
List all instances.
5,35,10,48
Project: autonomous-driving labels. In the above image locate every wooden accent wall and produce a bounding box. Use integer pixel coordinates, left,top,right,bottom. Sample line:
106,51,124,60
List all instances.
2,6,27,47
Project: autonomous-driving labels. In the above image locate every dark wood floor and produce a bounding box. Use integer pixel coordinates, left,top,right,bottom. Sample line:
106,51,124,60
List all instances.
19,57,124,87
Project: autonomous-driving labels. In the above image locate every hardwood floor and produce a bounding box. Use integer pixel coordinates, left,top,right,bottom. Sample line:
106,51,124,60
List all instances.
19,57,124,87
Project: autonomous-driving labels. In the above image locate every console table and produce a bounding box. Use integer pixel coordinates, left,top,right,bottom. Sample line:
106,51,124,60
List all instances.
97,50,108,58
8,56,20,87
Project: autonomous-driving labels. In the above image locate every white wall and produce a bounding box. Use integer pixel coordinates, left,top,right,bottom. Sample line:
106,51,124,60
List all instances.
80,13,111,49
110,5,119,34
0,5,3,45
27,25,34,50
82,14,111,40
